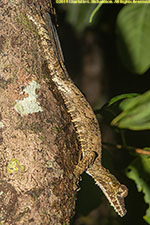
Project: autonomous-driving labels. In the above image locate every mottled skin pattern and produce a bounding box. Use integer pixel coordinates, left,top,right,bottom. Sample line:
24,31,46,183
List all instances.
27,11,128,217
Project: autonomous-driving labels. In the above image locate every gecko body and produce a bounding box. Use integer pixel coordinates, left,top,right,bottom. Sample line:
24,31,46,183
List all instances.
27,11,128,217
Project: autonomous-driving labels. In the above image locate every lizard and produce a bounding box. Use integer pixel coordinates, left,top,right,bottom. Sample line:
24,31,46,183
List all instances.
27,9,128,217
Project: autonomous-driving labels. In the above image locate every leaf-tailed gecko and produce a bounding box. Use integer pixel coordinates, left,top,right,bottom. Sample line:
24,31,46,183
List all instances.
27,10,128,217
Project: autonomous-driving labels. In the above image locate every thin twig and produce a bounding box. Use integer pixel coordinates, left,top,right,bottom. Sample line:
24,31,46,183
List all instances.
102,142,150,156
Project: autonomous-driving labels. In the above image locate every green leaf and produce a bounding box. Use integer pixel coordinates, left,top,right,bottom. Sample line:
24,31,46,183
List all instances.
111,91,150,130
108,93,138,106
144,208,150,224
100,93,138,125
126,155,150,224
116,4,150,74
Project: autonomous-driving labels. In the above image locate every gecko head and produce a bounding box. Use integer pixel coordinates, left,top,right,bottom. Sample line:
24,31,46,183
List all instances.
100,174,128,217
88,166,128,217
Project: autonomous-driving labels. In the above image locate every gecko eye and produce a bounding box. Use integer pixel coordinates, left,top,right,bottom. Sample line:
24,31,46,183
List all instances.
107,181,111,185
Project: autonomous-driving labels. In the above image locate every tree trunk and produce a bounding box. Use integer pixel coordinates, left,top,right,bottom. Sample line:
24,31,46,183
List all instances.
0,1,78,224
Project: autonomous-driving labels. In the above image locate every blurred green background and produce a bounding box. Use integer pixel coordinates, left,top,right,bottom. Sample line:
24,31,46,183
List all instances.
55,3,150,225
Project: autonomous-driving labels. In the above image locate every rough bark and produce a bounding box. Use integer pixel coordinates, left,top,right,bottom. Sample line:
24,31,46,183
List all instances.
0,1,79,224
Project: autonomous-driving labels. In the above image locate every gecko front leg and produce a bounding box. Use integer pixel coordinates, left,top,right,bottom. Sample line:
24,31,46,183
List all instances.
73,151,97,180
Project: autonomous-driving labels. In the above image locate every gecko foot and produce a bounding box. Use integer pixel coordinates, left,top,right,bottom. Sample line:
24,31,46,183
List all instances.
73,151,97,190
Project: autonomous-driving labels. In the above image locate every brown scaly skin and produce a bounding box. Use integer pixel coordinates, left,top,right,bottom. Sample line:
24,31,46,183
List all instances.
27,10,128,217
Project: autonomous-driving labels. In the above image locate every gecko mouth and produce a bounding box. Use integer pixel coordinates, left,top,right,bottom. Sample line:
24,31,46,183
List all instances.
110,194,127,217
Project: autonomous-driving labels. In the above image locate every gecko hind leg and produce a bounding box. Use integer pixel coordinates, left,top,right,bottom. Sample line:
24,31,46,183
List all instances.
73,151,97,190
